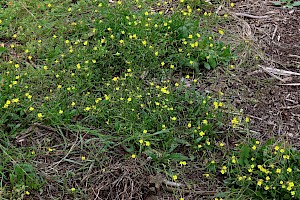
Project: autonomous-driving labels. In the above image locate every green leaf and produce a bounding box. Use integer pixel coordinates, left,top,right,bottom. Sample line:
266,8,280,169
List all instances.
177,26,189,39
204,62,211,70
168,143,179,153
292,1,300,6
173,138,191,146
208,57,217,69
0,46,6,53
272,1,283,5
162,153,189,161
145,150,158,161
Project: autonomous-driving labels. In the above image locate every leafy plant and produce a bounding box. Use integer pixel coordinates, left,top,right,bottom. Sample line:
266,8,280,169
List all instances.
223,139,300,199
272,0,300,8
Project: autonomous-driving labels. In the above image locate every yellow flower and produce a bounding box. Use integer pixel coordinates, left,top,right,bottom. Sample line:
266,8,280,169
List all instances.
131,154,136,159
245,117,250,123
25,191,30,195
276,168,281,174
37,113,43,118
179,161,187,166
291,191,295,196
231,117,239,128
252,145,257,150
280,149,285,153
12,98,19,103
81,156,86,161
202,119,208,125
274,146,279,151
264,186,269,190
145,141,150,146
171,117,177,121
257,179,263,186
71,188,76,192
29,107,35,111
172,175,177,181
218,29,224,35
283,155,290,159
213,102,219,109
288,182,294,187
287,168,292,173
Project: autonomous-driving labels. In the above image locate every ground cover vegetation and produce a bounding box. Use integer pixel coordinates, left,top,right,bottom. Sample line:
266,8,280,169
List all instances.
0,0,299,199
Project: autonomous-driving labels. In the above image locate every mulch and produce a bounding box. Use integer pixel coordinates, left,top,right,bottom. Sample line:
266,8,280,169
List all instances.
227,0,300,146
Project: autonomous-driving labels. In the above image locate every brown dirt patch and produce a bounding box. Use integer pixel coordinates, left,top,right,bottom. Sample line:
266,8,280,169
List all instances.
222,0,300,145
232,0,300,68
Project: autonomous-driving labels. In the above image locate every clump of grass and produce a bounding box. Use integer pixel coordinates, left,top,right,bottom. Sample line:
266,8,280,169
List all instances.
1,0,299,199
218,139,300,199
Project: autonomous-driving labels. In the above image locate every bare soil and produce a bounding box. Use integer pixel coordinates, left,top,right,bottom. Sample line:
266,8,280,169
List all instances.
227,0,300,145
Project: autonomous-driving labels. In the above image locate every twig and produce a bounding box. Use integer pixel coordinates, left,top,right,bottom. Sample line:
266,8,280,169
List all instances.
234,12,269,19
149,174,216,195
259,65,300,76
48,134,79,169
34,123,56,132
20,3,37,21
163,185,216,195
272,25,278,40
288,54,300,59
280,105,300,109
278,83,300,86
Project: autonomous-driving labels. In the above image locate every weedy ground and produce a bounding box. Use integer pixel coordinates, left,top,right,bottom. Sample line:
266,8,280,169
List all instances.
0,0,299,199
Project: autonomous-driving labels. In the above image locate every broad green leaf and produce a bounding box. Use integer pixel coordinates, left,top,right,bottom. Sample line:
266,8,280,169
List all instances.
293,1,300,6
208,57,217,69
162,153,189,161
272,1,282,5
0,46,6,53
204,62,211,70
177,26,189,39
240,145,250,159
